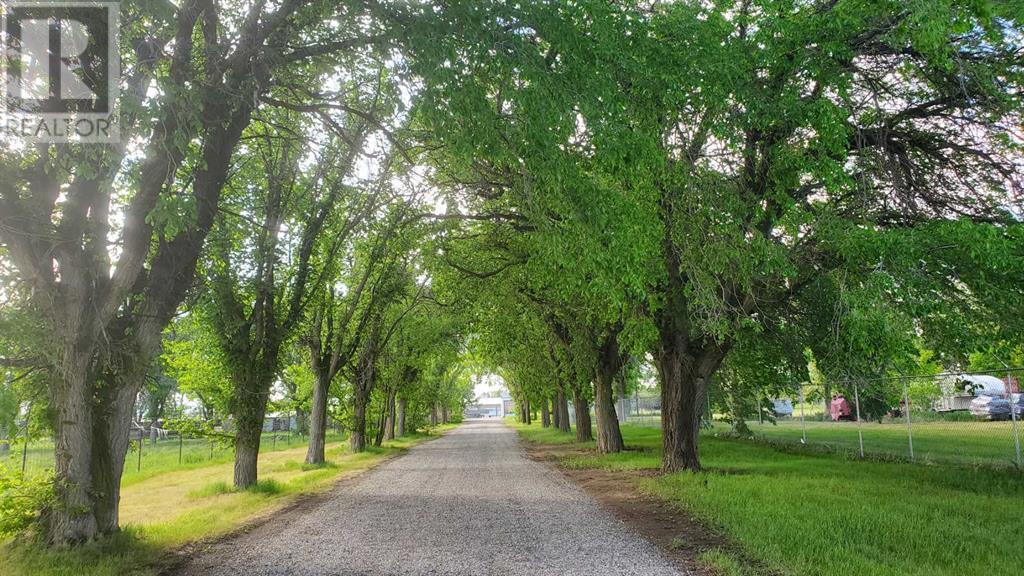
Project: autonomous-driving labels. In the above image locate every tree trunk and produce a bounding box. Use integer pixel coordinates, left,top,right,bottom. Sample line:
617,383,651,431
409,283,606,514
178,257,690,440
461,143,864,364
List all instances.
384,390,396,441
570,385,592,442
351,377,373,453
350,326,379,453
233,373,270,488
350,394,368,452
654,328,728,472
593,374,623,453
551,396,560,429
593,334,625,453
305,369,331,464
91,377,141,535
374,406,386,447
48,355,100,545
441,404,449,424
396,397,407,437
541,399,551,428
430,403,438,426
555,389,571,433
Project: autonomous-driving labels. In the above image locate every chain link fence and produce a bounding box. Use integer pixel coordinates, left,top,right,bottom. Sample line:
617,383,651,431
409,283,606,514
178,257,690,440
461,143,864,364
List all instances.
621,369,1024,470
1,424,342,478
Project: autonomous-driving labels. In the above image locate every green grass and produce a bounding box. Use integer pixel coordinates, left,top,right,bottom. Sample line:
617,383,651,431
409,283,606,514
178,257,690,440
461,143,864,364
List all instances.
2,431,346,485
1,427,454,576
504,418,585,445
512,421,1024,576
627,413,1024,469
697,548,754,576
735,419,1022,468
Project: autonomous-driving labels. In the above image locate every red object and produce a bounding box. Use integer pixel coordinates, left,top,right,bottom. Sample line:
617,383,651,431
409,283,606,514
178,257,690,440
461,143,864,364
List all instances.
830,396,852,421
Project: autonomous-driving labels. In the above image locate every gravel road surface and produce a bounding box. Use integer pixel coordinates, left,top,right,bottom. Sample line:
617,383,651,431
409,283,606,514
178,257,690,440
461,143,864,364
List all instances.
175,419,684,576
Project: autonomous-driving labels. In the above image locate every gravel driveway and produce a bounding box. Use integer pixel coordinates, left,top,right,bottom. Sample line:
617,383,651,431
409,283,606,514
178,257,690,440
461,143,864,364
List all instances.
175,419,684,576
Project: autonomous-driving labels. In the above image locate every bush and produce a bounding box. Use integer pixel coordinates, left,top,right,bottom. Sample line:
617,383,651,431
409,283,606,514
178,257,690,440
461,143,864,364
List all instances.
0,465,53,537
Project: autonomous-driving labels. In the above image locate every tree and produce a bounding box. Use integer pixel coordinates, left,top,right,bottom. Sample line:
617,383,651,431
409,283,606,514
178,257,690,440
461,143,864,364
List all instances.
411,0,1024,471
201,107,386,488
0,0,395,543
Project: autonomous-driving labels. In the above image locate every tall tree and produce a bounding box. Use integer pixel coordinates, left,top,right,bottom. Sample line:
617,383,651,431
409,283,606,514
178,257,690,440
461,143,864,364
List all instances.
411,0,1024,472
0,0,391,542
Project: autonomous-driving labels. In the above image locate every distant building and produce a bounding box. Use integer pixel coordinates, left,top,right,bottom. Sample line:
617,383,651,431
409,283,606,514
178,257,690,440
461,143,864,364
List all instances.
465,397,506,418
263,413,297,432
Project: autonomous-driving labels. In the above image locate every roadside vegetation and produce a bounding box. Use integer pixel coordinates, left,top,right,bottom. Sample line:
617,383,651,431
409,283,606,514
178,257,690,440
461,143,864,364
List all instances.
512,420,1024,576
2,427,454,576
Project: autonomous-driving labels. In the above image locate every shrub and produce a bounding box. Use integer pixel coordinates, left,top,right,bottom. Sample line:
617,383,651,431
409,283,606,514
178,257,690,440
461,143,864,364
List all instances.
0,465,53,537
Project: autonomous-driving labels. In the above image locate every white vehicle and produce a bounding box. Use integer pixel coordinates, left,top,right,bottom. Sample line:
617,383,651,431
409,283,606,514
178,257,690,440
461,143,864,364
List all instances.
934,374,1007,412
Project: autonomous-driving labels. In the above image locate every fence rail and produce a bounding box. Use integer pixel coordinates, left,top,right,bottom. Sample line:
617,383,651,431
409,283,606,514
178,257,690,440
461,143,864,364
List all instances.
1,429,340,478
619,369,1023,470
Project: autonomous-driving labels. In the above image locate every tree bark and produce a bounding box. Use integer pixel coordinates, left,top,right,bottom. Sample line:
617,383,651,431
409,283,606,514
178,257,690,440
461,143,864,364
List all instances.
351,393,368,452
555,389,571,433
441,404,449,424
541,399,551,428
48,357,99,544
593,334,624,453
350,328,379,453
593,374,623,452
430,403,438,426
233,373,270,488
570,384,592,442
551,395,561,429
305,369,331,464
374,405,386,447
396,397,407,436
654,323,728,472
384,390,396,441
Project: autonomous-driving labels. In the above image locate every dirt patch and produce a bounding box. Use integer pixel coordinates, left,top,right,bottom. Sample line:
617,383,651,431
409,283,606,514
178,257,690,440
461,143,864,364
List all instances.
524,442,774,576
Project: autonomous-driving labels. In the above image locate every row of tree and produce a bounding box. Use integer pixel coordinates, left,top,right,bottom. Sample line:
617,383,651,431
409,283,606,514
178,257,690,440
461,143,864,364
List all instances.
409,0,1024,471
0,0,1022,550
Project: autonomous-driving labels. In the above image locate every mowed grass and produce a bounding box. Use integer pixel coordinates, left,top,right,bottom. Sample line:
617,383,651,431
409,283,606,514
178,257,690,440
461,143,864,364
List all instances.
625,415,1024,468
3,431,338,483
738,419,1023,468
2,426,457,576
510,420,1024,576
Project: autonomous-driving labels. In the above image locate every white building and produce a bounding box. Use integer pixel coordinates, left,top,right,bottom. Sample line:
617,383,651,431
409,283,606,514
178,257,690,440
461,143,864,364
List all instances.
465,397,506,418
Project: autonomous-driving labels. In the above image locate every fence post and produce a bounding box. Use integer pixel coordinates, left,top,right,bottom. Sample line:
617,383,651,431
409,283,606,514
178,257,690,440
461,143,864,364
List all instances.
853,382,864,458
903,379,914,462
1009,369,1022,467
798,386,807,444
179,433,184,465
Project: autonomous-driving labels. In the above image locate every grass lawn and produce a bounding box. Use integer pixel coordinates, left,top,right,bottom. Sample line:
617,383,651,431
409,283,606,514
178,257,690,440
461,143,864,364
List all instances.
738,419,1023,468
3,431,336,480
509,419,1024,576
2,425,457,576
624,415,1024,469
